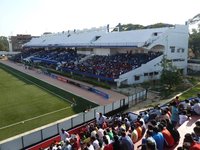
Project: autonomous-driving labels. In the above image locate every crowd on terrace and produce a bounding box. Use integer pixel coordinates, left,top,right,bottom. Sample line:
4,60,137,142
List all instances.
62,52,161,79
42,96,200,150
11,49,162,80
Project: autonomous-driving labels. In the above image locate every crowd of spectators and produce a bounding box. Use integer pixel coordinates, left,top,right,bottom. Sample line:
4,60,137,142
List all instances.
42,96,200,150
11,49,162,80
61,51,162,79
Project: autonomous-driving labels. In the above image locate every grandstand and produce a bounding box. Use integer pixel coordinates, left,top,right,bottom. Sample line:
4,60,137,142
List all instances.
19,24,189,87
0,24,191,150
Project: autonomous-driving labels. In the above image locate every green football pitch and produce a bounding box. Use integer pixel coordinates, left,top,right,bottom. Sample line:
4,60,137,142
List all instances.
0,64,97,141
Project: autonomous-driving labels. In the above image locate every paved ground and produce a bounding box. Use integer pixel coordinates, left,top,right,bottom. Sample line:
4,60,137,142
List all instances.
0,60,126,106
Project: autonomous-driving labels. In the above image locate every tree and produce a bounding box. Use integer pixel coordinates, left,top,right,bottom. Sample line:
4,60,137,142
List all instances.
112,23,173,32
189,25,200,58
160,56,182,90
0,36,9,51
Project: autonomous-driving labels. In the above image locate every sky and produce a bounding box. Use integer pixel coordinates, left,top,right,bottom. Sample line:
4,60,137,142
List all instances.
0,0,199,37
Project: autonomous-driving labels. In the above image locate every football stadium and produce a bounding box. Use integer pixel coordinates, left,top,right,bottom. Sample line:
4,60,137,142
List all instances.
0,21,200,150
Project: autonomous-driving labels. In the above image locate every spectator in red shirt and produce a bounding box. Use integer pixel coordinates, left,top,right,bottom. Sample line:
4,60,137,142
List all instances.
103,137,113,150
183,133,200,150
158,123,175,147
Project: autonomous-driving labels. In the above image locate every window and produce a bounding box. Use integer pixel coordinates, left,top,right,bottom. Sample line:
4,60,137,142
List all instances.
144,73,148,76
135,76,140,81
170,46,175,53
177,48,180,53
153,32,158,36
154,72,159,75
182,48,185,53
149,72,153,76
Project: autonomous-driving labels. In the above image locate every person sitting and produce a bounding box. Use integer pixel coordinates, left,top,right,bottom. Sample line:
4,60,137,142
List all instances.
192,99,200,115
139,130,157,150
179,110,189,125
158,123,175,147
192,126,200,143
130,124,138,143
120,130,134,150
152,126,164,150
183,133,200,150
146,137,158,150
143,111,150,123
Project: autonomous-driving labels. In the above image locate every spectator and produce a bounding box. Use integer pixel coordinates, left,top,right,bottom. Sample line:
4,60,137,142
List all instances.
146,137,158,150
179,110,189,125
139,130,157,150
130,125,138,143
86,142,95,150
158,123,175,147
120,131,134,150
60,128,70,142
192,126,200,143
106,128,114,141
98,113,105,128
163,119,180,143
192,99,200,115
183,133,200,150
91,136,100,150
170,102,179,128
143,111,150,123
103,137,113,150
62,139,72,150
112,135,122,150
152,126,164,150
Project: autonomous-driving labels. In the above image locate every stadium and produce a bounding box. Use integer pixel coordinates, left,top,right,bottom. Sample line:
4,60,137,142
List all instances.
0,23,200,150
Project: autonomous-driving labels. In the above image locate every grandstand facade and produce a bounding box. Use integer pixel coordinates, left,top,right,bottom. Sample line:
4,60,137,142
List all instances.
22,24,189,86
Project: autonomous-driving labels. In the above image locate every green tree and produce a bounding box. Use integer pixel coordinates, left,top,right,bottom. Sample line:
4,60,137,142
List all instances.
112,23,173,32
189,25,200,58
160,56,182,90
0,36,9,51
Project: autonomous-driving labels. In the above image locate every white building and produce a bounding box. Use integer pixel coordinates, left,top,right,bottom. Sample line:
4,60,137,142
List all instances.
24,24,189,86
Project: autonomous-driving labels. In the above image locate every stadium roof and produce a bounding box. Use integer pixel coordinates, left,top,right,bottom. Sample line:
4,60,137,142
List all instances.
24,27,169,48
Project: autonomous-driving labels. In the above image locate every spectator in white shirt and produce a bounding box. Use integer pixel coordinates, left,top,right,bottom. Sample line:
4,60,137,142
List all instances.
60,128,70,142
91,136,100,150
179,110,188,125
192,99,200,115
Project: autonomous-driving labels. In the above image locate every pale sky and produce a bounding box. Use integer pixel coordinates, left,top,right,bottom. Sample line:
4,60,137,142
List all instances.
0,0,199,36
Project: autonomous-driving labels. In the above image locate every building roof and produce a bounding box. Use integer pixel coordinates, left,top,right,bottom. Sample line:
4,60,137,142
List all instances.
24,27,169,48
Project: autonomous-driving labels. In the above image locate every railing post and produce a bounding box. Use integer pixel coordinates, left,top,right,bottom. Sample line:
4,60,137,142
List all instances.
83,112,85,123
57,123,60,134
71,118,73,128
21,136,24,149
94,109,96,120
41,129,44,141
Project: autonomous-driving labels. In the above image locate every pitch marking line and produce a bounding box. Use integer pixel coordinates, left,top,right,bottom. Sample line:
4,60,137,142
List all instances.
0,105,73,130
3,65,74,105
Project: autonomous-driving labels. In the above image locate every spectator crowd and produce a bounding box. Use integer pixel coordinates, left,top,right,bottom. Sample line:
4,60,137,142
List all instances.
42,96,200,150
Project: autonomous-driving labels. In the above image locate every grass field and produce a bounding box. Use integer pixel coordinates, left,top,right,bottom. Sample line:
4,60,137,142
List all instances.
180,82,200,100
0,63,97,141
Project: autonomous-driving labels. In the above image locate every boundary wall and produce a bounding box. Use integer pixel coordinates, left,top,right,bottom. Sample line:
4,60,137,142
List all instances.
0,90,146,150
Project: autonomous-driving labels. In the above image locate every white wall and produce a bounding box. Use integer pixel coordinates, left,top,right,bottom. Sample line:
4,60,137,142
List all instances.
93,48,110,55
164,25,188,74
188,63,200,71
77,50,92,55
115,55,163,86
115,25,189,86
